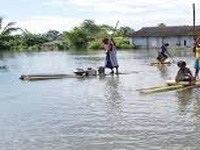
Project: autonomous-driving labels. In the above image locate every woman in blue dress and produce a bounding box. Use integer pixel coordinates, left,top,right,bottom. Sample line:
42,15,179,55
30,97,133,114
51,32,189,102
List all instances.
103,38,119,74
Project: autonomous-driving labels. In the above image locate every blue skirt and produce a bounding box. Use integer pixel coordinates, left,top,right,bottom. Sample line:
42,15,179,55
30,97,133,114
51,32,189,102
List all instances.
194,59,200,69
105,53,113,69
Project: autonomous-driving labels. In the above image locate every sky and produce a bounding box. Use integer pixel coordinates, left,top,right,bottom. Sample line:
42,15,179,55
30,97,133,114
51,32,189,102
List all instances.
0,0,200,33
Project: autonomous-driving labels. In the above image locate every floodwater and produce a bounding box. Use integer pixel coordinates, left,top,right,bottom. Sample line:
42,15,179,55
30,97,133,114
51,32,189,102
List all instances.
0,49,200,150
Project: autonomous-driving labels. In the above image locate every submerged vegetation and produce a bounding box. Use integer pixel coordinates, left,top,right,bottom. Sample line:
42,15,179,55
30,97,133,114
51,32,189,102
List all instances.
0,18,134,51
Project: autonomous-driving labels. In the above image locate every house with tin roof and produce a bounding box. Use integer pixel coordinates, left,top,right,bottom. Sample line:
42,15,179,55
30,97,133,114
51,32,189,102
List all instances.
131,26,200,48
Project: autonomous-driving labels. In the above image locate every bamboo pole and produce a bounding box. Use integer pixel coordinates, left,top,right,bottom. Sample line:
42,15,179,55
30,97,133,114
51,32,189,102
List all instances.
150,62,171,65
19,74,83,81
136,85,169,91
139,80,200,94
193,3,196,40
140,85,184,94
175,81,200,92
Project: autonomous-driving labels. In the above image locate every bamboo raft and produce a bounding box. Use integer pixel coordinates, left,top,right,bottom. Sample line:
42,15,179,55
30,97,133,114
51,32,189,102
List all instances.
19,71,137,81
138,80,200,94
19,74,82,81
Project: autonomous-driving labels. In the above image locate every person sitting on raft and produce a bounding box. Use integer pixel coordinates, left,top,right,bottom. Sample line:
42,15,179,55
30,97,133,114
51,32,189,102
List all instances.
157,43,171,63
175,61,194,84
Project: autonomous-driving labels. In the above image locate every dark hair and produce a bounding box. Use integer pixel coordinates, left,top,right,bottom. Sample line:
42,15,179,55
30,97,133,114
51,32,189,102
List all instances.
164,43,169,47
102,38,109,44
177,61,186,67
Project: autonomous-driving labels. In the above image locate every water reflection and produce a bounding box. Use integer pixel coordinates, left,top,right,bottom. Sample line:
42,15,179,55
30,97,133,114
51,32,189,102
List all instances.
191,90,200,120
176,89,200,120
156,64,170,80
0,51,17,59
104,76,124,116
176,90,193,114
0,52,4,60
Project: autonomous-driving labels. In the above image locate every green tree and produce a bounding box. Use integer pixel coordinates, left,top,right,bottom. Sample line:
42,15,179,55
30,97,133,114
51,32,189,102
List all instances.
62,20,135,50
46,30,62,41
158,23,167,27
22,33,48,47
99,24,113,32
63,27,88,49
80,19,100,36
0,17,23,50
116,26,134,37
8,35,25,51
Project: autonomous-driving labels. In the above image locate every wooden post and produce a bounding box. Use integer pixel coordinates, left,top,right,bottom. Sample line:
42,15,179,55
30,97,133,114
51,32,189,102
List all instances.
193,3,196,40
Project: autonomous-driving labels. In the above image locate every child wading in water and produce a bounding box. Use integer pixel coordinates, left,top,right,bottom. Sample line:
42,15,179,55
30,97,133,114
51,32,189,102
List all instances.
102,38,119,74
175,61,194,85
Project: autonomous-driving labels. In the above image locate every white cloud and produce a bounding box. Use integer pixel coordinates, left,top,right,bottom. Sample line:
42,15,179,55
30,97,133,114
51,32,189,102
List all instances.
7,0,200,33
14,12,195,33
16,15,127,33
42,0,200,14
17,16,83,33
43,0,167,14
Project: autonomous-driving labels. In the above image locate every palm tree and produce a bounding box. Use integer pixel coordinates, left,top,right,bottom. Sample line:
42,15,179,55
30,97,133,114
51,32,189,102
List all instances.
0,17,23,37
0,17,23,50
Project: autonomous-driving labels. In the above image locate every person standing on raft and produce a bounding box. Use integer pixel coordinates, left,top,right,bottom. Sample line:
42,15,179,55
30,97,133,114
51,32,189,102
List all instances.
193,37,200,80
157,43,172,63
103,38,119,74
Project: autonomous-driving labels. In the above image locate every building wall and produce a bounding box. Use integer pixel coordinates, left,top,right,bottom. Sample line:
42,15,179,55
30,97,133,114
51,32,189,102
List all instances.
162,37,179,47
132,37,147,48
147,37,162,48
179,36,193,47
132,37,163,48
132,36,194,48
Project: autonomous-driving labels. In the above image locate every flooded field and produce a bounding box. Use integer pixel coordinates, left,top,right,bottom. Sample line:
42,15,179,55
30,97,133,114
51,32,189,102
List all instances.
0,49,200,150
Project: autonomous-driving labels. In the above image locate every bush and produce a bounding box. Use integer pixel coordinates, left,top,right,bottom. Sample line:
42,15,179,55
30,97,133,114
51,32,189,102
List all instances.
87,41,103,50
118,43,133,49
114,36,133,49
27,45,41,51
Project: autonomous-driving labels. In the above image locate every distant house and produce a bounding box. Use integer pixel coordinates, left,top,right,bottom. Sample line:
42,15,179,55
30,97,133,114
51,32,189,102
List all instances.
131,26,200,48
42,41,62,51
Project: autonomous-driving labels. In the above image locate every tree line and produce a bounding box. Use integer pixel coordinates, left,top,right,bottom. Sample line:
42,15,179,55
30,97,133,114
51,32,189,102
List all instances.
0,18,135,51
